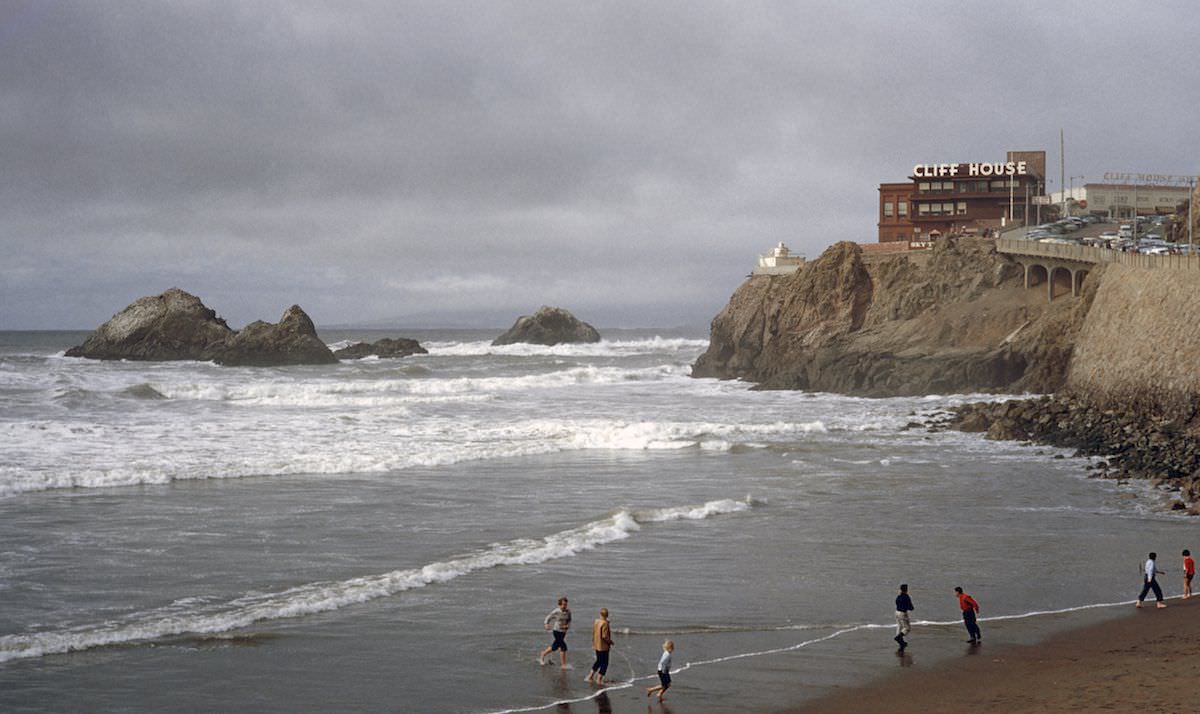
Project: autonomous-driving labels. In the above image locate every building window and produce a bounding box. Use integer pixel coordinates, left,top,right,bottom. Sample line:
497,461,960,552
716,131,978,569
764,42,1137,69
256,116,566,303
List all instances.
919,182,931,193
898,202,908,217
956,201,967,215
919,203,931,215
884,202,894,217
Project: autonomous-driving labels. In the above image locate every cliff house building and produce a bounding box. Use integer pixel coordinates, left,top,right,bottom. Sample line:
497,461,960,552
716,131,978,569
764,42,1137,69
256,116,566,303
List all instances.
878,150,1047,243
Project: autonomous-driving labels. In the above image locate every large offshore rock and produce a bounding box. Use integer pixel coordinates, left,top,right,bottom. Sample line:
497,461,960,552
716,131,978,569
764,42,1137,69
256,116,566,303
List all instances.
492,306,601,346
67,290,338,367
334,337,428,359
65,288,234,361
214,305,337,366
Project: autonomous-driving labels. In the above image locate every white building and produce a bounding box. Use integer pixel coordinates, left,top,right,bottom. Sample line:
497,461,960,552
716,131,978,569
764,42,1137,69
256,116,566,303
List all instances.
753,241,806,276
1050,182,1193,219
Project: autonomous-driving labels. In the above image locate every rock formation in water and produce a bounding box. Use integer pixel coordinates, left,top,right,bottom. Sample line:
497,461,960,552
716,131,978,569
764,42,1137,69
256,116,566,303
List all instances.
67,289,336,367
492,306,601,346
214,305,337,366
334,337,428,359
692,237,1089,396
65,288,234,361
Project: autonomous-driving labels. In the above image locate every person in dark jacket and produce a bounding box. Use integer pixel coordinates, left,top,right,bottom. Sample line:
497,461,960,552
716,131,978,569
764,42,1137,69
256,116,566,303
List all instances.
894,584,914,651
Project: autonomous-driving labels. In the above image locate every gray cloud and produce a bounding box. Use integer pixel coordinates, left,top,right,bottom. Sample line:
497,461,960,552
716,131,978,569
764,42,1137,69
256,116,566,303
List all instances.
2,0,1197,329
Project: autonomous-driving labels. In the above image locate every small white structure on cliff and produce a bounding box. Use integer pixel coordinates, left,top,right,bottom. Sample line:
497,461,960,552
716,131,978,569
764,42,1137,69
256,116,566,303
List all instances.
753,241,806,275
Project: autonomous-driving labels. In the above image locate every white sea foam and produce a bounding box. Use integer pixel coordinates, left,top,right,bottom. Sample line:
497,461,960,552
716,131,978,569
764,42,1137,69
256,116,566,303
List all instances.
0,497,753,663
424,337,710,358
0,413,837,497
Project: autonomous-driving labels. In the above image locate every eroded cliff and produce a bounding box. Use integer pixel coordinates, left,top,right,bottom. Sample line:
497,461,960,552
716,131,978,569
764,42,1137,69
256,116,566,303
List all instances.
692,237,1092,396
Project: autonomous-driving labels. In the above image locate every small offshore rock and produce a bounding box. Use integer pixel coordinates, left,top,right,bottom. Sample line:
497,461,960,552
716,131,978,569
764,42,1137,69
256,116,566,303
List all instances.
335,338,428,359
492,306,601,346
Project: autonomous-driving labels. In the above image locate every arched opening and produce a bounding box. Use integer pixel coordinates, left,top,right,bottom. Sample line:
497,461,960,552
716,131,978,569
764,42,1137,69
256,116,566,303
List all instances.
1073,269,1090,297
1026,263,1049,288
1050,267,1073,301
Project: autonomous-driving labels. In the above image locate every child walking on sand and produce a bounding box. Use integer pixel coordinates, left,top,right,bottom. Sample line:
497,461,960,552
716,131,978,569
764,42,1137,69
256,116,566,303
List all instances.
645,639,674,702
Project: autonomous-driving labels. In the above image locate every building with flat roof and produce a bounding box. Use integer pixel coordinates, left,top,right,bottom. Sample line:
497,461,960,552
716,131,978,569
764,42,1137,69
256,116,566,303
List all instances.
1051,182,1192,219
878,150,1047,243
752,241,805,275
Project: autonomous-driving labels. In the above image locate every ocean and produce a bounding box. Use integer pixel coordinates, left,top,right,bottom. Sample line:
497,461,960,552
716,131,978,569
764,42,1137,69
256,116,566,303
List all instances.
0,328,1194,713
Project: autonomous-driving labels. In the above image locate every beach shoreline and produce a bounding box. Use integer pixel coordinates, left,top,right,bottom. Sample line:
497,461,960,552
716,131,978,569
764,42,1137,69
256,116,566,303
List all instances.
790,594,1200,713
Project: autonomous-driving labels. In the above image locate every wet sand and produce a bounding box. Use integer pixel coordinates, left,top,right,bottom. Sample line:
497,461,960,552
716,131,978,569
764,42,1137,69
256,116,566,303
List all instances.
792,596,1200,713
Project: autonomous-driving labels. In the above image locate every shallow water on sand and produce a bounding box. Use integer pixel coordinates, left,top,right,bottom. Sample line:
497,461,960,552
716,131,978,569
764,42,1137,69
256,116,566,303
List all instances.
0,329,1193,713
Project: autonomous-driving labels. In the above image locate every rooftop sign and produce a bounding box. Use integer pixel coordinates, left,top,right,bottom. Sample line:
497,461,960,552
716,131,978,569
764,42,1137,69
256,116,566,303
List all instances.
913,161,1028,178
1101,172,1196,186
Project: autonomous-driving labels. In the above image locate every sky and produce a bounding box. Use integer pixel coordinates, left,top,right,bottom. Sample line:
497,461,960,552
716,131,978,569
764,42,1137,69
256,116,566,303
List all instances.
2,1,1198,330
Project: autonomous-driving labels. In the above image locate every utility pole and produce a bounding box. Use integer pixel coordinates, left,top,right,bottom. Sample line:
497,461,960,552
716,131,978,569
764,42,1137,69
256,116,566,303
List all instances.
1060,128,1066,220
1189,175,1195,250
1024,183,1030,228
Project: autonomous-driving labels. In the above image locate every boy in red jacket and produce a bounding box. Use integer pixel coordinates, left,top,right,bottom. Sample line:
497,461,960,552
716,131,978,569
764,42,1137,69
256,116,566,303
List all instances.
954,587,981,644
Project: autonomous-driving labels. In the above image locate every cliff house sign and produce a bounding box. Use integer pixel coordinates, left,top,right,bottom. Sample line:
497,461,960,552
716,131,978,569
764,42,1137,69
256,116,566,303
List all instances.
912,161,1030,178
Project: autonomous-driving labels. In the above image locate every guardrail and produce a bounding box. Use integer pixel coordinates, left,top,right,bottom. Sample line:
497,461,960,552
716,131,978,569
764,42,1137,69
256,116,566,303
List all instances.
996,237,1200,270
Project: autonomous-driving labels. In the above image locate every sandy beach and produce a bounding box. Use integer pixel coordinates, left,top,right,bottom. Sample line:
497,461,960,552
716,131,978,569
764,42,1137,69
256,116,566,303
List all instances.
793,595,1200,713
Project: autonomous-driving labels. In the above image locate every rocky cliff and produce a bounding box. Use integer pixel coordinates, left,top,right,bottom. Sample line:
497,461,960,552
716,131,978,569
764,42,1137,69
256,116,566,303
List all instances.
693,237,1090,396
1066,263,1200,419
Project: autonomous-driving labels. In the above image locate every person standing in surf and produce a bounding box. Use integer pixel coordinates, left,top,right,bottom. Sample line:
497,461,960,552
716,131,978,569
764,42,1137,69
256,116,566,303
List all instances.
954,587,981,643
1183,549,1195,599
1136,552,1167,608
645,639,674,702
585,607,613,685
894,583,914,651
539,596,572,668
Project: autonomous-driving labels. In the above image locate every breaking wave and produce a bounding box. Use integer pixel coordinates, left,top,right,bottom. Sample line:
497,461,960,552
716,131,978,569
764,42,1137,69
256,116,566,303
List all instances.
0,497,753,663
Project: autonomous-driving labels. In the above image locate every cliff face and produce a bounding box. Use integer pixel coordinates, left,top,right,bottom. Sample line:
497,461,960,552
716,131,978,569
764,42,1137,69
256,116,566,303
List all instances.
693,237,1090,396
1067,263,1200,420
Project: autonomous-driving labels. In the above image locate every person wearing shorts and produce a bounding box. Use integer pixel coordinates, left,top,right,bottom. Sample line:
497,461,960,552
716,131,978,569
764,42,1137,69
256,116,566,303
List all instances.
539,596,572,668
646,639,674,702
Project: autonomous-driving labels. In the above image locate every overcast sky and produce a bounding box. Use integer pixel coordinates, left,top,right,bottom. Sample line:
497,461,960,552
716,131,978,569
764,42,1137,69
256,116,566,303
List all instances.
2,1,1197,330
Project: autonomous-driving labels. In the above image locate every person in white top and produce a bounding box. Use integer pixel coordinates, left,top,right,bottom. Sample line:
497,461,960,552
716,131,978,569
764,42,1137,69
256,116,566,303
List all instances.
1136,552,1167,608
645,639,674,702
